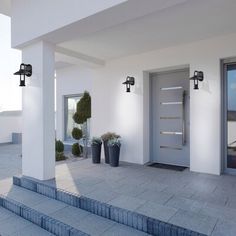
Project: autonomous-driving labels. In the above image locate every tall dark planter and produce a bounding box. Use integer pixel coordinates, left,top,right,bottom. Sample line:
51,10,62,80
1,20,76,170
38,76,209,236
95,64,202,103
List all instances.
108,145,120,167
91,143,101,163
103,141,110,164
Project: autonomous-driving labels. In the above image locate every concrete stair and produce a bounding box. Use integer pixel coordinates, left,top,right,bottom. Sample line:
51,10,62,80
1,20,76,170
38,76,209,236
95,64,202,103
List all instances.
1,182,149,236
0,176,207,236
0,205,53,236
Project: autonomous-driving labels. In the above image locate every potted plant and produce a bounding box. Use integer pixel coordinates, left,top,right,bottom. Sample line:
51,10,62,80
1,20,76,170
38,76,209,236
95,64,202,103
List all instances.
91,137,102,163
72,91,91,158
108,138,121,167
72,127,83,157
101,132,120,164
55,139,66,161
72,143,83,157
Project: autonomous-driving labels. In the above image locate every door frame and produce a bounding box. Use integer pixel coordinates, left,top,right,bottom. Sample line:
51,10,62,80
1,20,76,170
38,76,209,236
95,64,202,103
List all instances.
221,57,236,174
143,64,190,165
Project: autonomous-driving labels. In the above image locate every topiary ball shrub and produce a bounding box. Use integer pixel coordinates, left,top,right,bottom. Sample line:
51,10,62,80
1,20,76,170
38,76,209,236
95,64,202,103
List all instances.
73,91,91,124
72,127,83,140
55,140,64,153
72,143,83,157
56,152,66,161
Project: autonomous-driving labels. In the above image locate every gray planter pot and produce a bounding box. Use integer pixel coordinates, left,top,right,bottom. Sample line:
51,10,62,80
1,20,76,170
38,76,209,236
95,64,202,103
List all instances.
108,145,120,167
91,143,101,164
103,141,110,164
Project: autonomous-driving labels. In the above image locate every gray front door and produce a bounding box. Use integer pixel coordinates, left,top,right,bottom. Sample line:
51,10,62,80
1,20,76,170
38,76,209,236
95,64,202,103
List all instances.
150,69,190,167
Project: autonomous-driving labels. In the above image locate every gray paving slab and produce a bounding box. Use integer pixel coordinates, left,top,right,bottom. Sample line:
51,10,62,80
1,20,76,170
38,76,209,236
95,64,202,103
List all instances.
0,144,21,179
84,188,118,202
136,201,178,222
211,219,236,236
29,198,68,215
65,182,98,195
74,176,104,187
0,214,32,235
0,177,12,194
114,183,147,197
136,189,173,205
72,213,115,236
168,209,217,235
5,186,48,207
0,206,17,222
50,205,91,223
108,195,147,211
165,196,205,213
10,224,54,236
139,181,168,192
103,223,149,236
199,203,236,222
190,191,228,207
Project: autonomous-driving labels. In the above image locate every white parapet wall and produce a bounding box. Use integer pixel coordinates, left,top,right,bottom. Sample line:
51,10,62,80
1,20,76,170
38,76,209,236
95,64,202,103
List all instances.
0,111,22,143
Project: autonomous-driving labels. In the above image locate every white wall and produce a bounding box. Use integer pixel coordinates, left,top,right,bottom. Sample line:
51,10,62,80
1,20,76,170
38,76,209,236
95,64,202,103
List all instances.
56,66,93,141
0,112,22,143
0,14,21,111
0,14,22,144
91,33,236,175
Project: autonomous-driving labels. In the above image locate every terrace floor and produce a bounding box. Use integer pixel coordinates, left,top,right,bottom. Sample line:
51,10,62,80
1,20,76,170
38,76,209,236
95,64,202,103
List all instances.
0,144,236,235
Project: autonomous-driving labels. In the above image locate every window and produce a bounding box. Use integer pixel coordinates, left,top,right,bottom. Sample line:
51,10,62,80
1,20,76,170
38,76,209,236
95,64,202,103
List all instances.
226,64,236,169
64,95,82,141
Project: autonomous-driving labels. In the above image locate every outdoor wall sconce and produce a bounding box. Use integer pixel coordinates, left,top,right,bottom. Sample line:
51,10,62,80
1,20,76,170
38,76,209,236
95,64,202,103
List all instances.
13,63,32,86
190,71,204,90
122,76,135,92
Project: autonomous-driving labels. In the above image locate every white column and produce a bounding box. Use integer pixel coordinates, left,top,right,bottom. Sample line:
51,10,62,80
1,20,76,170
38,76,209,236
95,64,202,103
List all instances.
22,41,55,180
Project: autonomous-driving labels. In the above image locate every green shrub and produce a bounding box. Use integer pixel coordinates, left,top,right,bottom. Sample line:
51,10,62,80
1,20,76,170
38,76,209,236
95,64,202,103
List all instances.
91,137,102,145
72,143,83,157
108,138,121,147
56,152,66,161
55,140,64,153
73,91,91,124
72,127,83,140
101,132,120,142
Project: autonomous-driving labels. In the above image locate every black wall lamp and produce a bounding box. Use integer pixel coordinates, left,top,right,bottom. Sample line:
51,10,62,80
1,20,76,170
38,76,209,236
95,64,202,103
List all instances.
190,71,204,90
14,63,32,86
122,76,135,92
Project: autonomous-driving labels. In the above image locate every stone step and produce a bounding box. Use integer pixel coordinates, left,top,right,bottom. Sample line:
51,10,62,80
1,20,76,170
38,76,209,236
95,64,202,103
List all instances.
3,184,149,236
13,176,206,236
0,194,88,236
0,205,53,236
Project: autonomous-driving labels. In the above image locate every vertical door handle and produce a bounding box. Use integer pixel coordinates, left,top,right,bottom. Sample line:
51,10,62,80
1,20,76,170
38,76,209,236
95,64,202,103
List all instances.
182,91,186,145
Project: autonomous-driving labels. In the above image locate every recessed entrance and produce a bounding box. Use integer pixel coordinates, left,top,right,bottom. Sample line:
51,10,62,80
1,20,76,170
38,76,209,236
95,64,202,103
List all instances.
150,68,190,167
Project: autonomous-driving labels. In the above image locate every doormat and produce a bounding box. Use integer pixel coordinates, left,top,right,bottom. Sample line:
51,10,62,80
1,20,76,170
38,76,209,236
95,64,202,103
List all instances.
147,163,187,171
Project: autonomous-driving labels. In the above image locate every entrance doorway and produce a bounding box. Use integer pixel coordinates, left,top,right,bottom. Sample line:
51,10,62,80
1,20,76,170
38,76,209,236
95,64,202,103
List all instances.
223,60,236,173
150,68,190,167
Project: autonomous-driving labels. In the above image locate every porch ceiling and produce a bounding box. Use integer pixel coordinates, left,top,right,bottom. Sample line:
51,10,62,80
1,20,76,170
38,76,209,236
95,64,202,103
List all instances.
0,0,11,16
59,0,236,61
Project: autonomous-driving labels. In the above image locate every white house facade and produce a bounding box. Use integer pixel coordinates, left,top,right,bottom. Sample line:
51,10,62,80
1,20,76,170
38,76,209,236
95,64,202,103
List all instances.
1,0,236,180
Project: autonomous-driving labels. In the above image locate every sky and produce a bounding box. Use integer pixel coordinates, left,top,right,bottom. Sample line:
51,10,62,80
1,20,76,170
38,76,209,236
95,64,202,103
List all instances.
0,14,22,112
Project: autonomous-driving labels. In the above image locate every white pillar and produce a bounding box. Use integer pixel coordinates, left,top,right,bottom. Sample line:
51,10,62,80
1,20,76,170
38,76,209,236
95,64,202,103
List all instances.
22,41,55,180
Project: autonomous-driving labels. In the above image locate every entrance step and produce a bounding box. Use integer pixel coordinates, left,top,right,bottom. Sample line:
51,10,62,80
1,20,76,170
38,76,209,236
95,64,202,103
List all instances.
0,194,88,236
3,184,148,236
0,205,53,236
12,176,206,236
